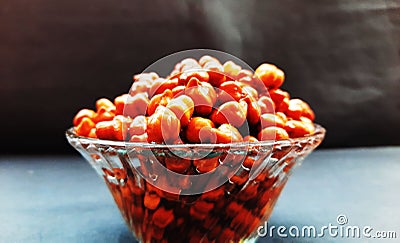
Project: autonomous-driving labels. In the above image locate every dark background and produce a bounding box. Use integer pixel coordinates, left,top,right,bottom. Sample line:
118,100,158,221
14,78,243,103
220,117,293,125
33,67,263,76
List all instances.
1,0,399,154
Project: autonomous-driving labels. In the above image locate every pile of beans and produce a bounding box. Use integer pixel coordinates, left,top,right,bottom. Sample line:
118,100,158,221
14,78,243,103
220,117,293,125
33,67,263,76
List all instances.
72,56,317,243
73,56,315,143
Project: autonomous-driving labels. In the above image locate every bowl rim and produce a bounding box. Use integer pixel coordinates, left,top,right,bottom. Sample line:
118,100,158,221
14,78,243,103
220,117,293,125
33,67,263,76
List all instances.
65,124,325,149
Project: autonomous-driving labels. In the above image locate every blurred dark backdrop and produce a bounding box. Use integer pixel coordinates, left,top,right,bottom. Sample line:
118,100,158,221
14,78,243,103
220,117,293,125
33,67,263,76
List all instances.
1,0,399,154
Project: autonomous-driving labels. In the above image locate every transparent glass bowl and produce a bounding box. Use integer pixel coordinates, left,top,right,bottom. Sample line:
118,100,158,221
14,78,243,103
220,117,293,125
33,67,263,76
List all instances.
66,124,325,243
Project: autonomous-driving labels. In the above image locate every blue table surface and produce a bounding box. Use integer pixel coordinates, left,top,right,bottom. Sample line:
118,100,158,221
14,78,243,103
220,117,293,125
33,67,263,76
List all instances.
1,147,399,243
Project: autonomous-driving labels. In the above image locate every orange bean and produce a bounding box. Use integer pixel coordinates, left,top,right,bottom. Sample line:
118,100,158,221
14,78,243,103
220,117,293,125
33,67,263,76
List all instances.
147,78,162,97
285,99,315,121
230,174,249,186
144,192,160,210
185,77,217,116
114,94,129,115
269,89,290,105
300,116,316,134
128,115,147,136
199,55,220,66
95,115,130,141
242,156,256,168
185,117,216,143
165,157,191,173
254,63,285,90
210,100,247,127
260,113,285,129
129,133,148,142
286,99,304,120
111,115,130,140
73,109,96,126
149,78,178,97
258,96,275,114
180,58,200,70
75,117,95,136
193,157,219,173
303,103,315,121
146,183,164,197
96,98,116,113
241,85,258,99
258,126,289,141
218,81,244,103
129,81,150,96
203,62,226,87
285,119,313,138
241,96,261,125
93,107,115,123
124,93,149,118
171,85,185,96
223,60,242,77
189,208,207,221
133,72,159,82
238,75,254,88
299,99,315,121
192,200,214,214
179,70,209,84
181,64,202,73
166,95,194,127
95,120,114,140
200,187,225,201
237,69,253,79
214,124,243,143
152,207,174,228
146,106,181,144
276,112,288,123
168,69,181,79
147,89,173,116
277,97,290,113
88,128,97,138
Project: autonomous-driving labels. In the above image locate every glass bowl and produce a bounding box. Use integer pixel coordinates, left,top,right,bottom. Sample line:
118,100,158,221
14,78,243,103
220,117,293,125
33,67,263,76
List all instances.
66,124,325,243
